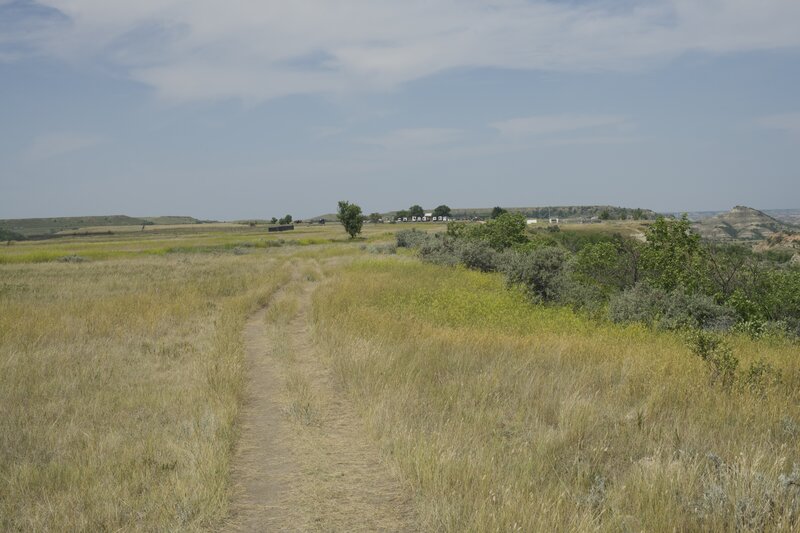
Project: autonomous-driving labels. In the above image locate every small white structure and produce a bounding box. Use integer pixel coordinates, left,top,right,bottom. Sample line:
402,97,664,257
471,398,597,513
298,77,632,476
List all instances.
549,217,559,224
526,219,538,225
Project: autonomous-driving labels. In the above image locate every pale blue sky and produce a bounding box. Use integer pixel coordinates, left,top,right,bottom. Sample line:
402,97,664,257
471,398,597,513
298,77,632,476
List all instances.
1,0,799,220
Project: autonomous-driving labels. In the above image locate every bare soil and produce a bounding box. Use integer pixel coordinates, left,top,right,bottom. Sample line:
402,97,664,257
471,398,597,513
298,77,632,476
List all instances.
224,269,417,532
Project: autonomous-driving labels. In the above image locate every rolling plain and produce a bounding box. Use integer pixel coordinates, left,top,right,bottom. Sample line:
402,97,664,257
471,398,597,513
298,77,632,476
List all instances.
2,220,799,532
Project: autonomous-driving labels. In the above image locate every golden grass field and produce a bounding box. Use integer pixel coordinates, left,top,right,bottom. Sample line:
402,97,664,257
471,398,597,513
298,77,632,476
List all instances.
2,220,799,531
313,260,800,531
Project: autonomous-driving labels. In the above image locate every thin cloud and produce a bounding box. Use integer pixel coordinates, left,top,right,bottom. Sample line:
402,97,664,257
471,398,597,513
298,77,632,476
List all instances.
545,135,641,146
359,128,463,150
758,113,800,135
491,115,631,137
6,1,800,102
26,132,104,160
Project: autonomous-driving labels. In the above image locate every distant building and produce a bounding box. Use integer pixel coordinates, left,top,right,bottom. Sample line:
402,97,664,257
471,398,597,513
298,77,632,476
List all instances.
394,214,450,222
268,224,295,233
526,219,538,225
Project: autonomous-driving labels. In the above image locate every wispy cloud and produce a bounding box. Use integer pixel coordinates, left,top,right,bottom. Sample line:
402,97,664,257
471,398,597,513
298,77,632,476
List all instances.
359,128,463,150
3,1,800,103
757,112,800,135
26,132,103,160
491,115,631,137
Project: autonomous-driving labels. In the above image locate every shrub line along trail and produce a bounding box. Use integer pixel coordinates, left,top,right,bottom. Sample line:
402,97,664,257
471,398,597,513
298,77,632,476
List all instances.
225,262,417,532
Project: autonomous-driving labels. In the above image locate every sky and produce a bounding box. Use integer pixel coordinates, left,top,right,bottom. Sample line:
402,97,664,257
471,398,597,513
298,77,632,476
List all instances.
1,0,799,220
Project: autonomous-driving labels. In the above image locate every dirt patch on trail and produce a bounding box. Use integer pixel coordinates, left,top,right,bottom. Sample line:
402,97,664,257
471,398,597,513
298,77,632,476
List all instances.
224,267,417,532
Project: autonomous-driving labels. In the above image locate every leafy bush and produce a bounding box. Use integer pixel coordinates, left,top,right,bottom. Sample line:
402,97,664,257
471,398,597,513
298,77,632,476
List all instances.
608,282,735,330
501,247,568,302
396,229,430,248
457,239,498,272
640,215,707,293
742,359,782,395
686,330,738,388
366,243,397,255
571,241,629,295
0,229,25,241
469,212,528,251
418,235,460,267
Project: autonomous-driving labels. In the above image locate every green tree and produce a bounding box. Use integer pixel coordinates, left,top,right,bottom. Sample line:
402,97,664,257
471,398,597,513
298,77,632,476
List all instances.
599,209,611,220
471,212,528,250
270,217,278,224
572,241,627,295
337,201,364,238
491,206,507,219
641,215,706,293
368,212,382,223
278,214,293,225
433,205,451,217
396,210,409,219
409,205,424,217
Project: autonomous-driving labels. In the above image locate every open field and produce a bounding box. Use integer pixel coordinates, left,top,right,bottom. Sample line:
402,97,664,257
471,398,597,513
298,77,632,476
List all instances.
313,260,800,531
1,253,289,530
2,222,799,531
531,220,650,240
0,222,443,264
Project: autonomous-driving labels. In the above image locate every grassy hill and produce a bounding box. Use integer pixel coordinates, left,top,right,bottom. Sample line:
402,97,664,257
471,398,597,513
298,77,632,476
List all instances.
0,215,206,238
693,205,795,241
0,215,151,237
141,216,202,225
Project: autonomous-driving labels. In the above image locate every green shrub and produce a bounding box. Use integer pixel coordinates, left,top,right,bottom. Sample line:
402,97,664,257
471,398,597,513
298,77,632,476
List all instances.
686,330,739,388
501,247,568,302
396,229,430,248
608,282,735,330
366,243,397,255
742,359,782,395
418,235,461,267
468,213,528,251
457,239,498,272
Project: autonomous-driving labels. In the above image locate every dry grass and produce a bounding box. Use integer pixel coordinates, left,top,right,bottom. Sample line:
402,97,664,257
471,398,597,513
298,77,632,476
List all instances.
0,253,290,531
0,222,433,264
6,221,798,531
312,259,800,532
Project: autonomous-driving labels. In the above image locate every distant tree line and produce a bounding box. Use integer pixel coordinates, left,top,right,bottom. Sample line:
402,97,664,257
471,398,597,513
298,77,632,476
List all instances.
445,205,655,221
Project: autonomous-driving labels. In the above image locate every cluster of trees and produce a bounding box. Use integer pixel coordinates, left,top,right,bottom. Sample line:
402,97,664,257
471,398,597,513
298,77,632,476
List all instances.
395,205,452,219
335,201,456,238
1,229,25,242
269,215,293,225
397,213,800,336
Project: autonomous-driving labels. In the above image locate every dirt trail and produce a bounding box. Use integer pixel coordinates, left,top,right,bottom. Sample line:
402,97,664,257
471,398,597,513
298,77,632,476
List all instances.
224,268,417,532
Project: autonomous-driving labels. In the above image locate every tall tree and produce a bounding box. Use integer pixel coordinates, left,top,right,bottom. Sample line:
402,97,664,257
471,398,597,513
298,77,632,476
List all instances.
409,205,425,217
337,201,364,238
491,206,507,219
433,205,451,217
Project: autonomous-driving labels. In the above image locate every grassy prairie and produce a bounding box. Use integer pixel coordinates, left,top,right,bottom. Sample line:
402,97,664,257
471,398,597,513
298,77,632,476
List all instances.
0,252,293,530
0,222,393,530
0,222,436,264
5,221,797,531
312,259,800,532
